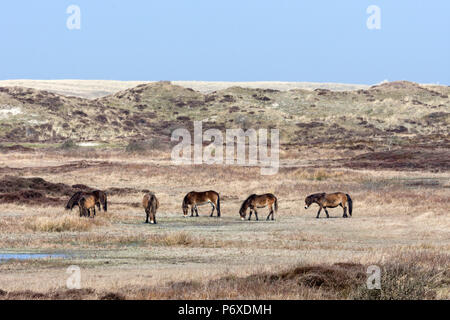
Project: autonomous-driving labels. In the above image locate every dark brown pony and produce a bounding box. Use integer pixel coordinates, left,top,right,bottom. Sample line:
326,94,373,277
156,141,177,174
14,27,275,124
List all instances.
143,192,159,224
304,192,352,218
66,190,107,212
239,193,278,221
182,191,221,217
78,194,97,218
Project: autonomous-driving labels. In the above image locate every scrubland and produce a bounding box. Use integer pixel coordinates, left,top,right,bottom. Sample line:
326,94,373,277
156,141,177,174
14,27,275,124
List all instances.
0,148,448,300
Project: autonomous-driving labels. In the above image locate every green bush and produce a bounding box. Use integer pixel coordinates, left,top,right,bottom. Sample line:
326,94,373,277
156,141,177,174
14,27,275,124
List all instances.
125,140,147,153
60,139,78,150
125,139,163,153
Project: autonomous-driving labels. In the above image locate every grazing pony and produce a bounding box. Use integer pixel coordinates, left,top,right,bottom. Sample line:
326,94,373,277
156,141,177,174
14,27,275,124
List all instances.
66,190,107,212
239,193,278,221
304,192,352,218
142,192,159,224
182,191,221,217
78,194,97,218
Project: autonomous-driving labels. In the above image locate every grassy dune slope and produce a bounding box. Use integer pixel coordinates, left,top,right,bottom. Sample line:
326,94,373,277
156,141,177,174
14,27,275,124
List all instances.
0,81,448,153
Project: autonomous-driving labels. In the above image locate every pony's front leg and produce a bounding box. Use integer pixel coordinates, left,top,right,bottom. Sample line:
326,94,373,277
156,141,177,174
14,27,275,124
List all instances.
324,208,330,218
254,209,259,221
248,210,253,221
316,207,322,219
145,209,150,223
195,205,199,217
190,206,194,217
93,207,96,219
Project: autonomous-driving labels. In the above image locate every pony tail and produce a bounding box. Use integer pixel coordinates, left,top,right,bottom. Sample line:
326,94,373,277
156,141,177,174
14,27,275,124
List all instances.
346,194,352,216
151,195,157,213
274,197,278,212
217,194,221,217
155,195,160,210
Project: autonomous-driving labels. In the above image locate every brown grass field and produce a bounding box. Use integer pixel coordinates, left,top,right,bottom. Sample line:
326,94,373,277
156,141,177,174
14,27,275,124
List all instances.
0,148,448,300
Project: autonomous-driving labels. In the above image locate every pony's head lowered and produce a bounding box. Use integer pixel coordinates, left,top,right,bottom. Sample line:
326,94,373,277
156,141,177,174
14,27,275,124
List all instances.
65,191,83,210
304,193,325,209
239,194,256,220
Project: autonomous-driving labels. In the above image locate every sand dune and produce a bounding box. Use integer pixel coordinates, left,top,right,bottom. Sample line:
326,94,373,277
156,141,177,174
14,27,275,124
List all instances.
0,79,371,99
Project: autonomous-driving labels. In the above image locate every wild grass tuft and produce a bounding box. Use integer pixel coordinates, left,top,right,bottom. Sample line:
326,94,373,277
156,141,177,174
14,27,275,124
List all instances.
25,215,108,232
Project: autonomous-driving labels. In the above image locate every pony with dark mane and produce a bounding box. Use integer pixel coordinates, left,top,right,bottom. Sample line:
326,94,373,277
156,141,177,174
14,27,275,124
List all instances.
143,192,159,224
304,192,352,218
182,191,221,217
239,193,278,221
78,194,97,218
66,190,107,213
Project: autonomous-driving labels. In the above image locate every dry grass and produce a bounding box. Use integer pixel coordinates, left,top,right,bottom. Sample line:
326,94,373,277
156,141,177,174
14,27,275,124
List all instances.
1,251,446,300
25,215,108,233
0,151,448,299
352,252,449,300
292,168,346,181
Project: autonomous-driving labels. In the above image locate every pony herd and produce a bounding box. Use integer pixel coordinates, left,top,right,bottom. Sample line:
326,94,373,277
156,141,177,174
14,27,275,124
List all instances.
65,188,353,223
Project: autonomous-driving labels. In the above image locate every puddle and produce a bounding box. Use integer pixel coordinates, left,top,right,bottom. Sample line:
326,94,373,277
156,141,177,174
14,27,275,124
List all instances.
0,253,68,262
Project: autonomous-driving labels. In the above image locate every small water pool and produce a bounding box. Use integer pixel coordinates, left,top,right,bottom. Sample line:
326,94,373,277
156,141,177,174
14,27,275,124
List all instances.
0,253,68,262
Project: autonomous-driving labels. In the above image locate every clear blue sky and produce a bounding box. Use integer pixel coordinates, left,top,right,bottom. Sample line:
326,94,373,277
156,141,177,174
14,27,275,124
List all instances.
1,0,449,84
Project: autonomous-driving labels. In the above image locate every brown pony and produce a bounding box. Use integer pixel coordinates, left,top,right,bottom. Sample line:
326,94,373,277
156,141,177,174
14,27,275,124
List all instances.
143,192,159,224
239,194,278,221
182,191,221,217
66,190,107,212
304,192,352,218
78,194,97,218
